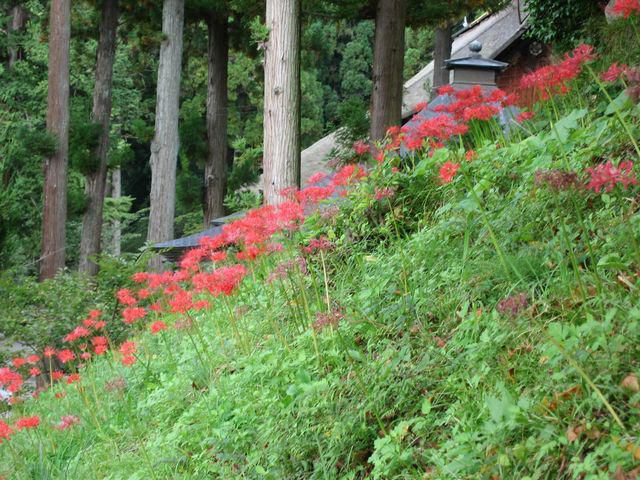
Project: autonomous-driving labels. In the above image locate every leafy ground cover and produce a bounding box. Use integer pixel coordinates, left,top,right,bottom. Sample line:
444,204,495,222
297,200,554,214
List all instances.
3,27,640,480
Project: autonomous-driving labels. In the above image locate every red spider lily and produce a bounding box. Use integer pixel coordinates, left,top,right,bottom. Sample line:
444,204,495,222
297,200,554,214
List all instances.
80,352,91,361
465,150,477,161
210,250,227,262
27,354,40,364
43,347,56,358
192,264,247,296
131,272,149,283
303,236,335,254
601,62,629,82
307,171,328,185
402,115,468,152
586,160,638,193
83,318,96,328
0,367,23,393
193,300,210,310
439,161,460,183
119,341,136,356
611,0,640,18
55,392,66,399
63,326,90,343
88,309,102,319
149,302,163,312
92,336,108,347
168,290,193,314
267,257,308,283
414,101,428,111
150,321,167,334
66,373,80,384
516,111,534,123
116,289,138,306
137,288,151,300
374,187,395,201
52,370,64,381
122,307,146,325
353,140,369,156
55,415,80,431
94,345,108,356
11,357,26,368
93,320,106,330
332,164,367,187
56,349,75,364
520,44,596,100
313,309,344,332
295,185,335,205
236,245,267,261
15,416,40,430
29,368,41,377
437,85,455,96
0,420,12,443
121,355,136,366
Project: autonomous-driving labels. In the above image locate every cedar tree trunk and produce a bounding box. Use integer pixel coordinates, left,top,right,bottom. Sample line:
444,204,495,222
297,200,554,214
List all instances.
263,0,301,205
147,0,184,270
8,3,28,68
110,167,121,256
79,0,119,276
432,23,453,93
204,13,229,226
40,0,70,281
370,0,407,142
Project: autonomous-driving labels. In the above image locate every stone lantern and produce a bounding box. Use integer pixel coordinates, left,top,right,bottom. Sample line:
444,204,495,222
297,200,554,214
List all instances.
444,40,509,90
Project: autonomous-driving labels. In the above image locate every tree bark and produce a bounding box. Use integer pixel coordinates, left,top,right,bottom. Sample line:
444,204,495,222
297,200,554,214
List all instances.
370,0,407,142
263,0,301,205
204,13,229,226
40,0,70,281
110,167,121,256
432,23,453,93
147,0,184,270
79,0,119,276
8,3,28,68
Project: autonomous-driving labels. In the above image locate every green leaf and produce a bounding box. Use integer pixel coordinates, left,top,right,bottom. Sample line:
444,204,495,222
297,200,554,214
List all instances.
605,91,631,116
421,398,431,415
553,109,587,143
597,253,628,270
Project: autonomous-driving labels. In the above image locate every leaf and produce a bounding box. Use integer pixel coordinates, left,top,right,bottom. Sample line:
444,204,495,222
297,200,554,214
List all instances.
605,91,632,116
597,253,628,270
421,398,431,415
553,109,587,143
621,373,640,393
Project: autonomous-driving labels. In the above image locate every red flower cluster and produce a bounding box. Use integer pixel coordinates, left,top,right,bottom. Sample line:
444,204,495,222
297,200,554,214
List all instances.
0,420,12,443
521,44,596,100
439,161,461,184
601,62,629,83
15,416,40,430
55,415,80,431
586,160,638,193
611,0,640,18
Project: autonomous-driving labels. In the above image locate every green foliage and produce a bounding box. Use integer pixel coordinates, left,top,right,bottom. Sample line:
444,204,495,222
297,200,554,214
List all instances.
525,0,602,47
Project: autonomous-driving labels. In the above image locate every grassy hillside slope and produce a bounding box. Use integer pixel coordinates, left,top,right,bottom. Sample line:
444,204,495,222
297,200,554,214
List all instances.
2,44,640,479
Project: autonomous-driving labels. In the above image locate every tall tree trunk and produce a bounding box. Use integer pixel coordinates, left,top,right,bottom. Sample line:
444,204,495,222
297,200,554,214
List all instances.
110,167,121,256
79,0,119,276
147,0,184,270
8,3,28,68
370,0,407,142
432,23,453,93
204,13,229,226
263,0,301,205
40,0,70,281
